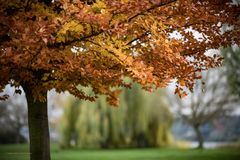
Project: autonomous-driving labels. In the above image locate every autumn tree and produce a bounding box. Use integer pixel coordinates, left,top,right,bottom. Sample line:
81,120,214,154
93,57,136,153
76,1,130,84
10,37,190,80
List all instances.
0,0,239,160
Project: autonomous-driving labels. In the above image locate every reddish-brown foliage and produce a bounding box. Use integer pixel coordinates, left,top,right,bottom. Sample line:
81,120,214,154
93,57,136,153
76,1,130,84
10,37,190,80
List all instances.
0,0,239,105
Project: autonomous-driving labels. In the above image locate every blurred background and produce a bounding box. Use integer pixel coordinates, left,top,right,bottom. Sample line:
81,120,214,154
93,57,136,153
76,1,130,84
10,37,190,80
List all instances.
0,46,240,151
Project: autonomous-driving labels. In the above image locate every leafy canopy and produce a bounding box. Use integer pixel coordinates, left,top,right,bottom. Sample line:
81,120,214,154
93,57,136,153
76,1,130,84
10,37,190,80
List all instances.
0,0,239,105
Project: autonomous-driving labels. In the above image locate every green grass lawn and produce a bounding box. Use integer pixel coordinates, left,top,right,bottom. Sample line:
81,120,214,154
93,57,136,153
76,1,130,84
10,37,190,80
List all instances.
0,144,240,160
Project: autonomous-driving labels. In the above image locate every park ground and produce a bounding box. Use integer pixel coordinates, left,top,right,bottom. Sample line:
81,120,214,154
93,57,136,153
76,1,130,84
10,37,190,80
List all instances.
0,144,240,160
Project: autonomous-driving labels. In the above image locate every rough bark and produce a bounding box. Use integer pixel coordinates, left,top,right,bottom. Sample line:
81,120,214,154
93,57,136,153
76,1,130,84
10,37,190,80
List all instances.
24,87,51,160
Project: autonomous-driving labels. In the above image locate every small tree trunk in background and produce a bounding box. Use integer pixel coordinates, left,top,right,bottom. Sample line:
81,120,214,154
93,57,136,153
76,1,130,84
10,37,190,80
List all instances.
24,87,51,160
15,125,21,144
194,125,204,149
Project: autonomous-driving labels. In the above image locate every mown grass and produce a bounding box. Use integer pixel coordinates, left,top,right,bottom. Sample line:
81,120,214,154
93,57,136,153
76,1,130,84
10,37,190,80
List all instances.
0,144,240,160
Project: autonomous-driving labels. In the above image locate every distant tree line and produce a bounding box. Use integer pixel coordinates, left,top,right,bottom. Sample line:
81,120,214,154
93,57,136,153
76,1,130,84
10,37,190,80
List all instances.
60,84,173,149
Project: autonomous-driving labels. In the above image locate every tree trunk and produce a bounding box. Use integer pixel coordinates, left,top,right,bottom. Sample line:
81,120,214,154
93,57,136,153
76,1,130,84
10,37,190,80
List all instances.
24,87,51,160
15,125,21,144
194,125,204,149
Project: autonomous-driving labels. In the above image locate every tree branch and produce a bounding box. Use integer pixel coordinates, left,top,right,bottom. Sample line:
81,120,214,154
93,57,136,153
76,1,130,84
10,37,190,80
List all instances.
50,0,177,48
128,0,177,22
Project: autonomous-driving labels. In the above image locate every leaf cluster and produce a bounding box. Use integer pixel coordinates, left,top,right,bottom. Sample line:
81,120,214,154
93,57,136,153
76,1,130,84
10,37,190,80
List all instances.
0,0,239,105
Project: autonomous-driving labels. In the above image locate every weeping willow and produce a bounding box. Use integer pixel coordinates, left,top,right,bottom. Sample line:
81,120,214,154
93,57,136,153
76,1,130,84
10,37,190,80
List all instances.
60,83,173,148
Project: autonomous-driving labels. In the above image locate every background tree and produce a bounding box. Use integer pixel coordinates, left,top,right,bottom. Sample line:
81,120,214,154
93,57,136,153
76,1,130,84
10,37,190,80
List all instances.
144,90,173,147
60,97,81,148
123,83,149,147
0,87,28,144
60,84,173,149
168,68,240,149
0,0,240,160
222,46,240,96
